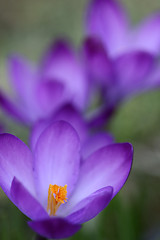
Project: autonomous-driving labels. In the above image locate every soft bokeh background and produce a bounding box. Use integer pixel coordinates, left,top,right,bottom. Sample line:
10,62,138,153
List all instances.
0,0,160,239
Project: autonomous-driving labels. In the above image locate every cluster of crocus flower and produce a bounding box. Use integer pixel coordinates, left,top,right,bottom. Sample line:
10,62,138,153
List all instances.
0,41,88,125
0,0,159,239
83,0,160,127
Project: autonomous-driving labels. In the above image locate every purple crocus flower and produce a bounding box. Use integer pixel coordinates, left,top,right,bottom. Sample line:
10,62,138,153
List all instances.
0,41,88,126
86,0,160,57
0,121,133,239
83,0,160,127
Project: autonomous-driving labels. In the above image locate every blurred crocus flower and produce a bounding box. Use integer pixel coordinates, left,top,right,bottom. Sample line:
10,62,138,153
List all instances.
0,41,88,126
0,121,133,239
83,0,160,126
86,0,160,57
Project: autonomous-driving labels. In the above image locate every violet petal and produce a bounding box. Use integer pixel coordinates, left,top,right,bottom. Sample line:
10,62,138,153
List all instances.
82,132,114,159
68,143,133,207
0,133,35,197
10,177,48,220
28,217,81,239
86,0,129,56
30,104,88,151
67,186,113,224
34,121,81,207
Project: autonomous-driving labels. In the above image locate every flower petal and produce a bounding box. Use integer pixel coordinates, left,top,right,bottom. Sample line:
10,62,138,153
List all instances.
0,90,30,124
35,80,67,119
52,105,88,143
8,56,40,117
82,132,114,159
68,143,133,207
10,177,47,220
0,134,35,197
83,37,112,86
41,40,88,110
132,14,160,54
28,217,81,239
113,51,155,98
30,104,88,151
34,121,81,207
86,0,129,56
67,186,113,224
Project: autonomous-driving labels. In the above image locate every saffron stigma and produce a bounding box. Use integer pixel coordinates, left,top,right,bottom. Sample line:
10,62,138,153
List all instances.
47,184,67,216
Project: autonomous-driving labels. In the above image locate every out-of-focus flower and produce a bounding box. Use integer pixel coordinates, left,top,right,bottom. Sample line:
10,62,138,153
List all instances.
0,41,88,126
83,0,160,127
0,121,133,239
86,0,160,57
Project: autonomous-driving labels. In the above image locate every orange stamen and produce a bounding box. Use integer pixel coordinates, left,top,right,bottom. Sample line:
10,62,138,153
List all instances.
47,184,67,216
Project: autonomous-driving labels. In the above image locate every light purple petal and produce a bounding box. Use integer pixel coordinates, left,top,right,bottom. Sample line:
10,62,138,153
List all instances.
8,55,37,99
8,56,40,118
30,104,88,151
83,37,112,86
132,14,160,54
35,80,67,119
68,143,133,208
28,217,81,239
52,105,88,143
10,177,48,220
30,120,52,152
86,0,129,56
41,40,88,110
113,51,155,98
34,121,81,207
67,186,113,224
0,90,31,125
0,134,35,197
82,132,114,159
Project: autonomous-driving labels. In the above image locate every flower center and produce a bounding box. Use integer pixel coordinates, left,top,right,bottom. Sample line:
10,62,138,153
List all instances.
47,184,67,216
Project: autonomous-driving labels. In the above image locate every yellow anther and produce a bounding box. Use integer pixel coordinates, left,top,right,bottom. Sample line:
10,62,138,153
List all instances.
47,184,67,216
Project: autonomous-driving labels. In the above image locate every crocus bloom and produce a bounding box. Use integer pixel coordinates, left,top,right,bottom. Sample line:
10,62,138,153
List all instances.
83,0,160,126
0,121,133,239
0,41,88,126
86,0,160,57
